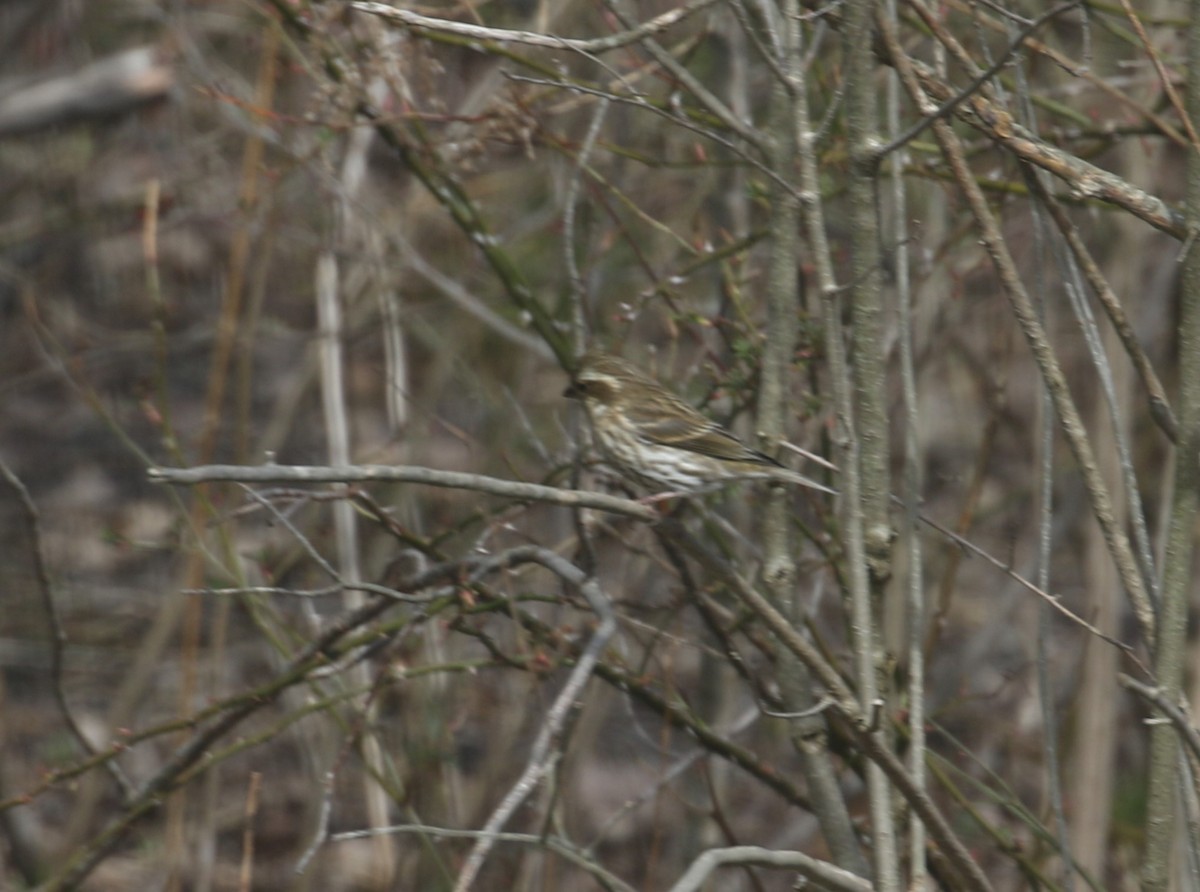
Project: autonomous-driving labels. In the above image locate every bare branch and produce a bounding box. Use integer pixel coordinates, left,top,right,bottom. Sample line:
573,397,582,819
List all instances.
891,3,1186,239
0,458,135,799
329,825,637,892
667,845,873,892
877,1,1080,157
878,4,1159,647
1121,675,1200,767
149,463,658,521
1025,173,1178,441
0,46,172,136
659,520,995,892
351,1,719,54
450,549,616,891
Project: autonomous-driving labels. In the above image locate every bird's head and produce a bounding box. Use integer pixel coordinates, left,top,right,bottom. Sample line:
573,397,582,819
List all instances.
563,351,639,407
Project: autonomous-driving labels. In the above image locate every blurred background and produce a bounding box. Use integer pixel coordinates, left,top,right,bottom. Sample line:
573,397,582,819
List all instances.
0,1,1191,890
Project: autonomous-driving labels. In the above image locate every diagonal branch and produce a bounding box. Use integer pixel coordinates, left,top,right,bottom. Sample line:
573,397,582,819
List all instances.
888,0,1186,239
1022,172,1178,441
877,5,1158,648
877,1,1080,157
450,548,616,892
659,521,995,892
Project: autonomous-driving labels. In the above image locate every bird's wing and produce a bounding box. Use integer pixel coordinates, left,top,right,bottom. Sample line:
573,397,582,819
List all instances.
624,398,779,465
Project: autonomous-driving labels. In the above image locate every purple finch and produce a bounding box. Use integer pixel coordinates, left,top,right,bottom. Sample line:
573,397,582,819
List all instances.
564,351,832,496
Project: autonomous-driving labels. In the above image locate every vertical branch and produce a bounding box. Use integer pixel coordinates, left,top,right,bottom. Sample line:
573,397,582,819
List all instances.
1030,222,1077,890
758,21,802,581
897,0,1156,643
756,0,869,877
880,1,1157,646
1142,1,1200,885
564,97,610,354
318,47,400,886
1010,45,1077,885
844,0,898,885
883,0,924,881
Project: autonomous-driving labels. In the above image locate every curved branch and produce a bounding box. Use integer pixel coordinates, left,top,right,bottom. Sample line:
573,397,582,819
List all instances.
667,845,873,892
351,1,719,54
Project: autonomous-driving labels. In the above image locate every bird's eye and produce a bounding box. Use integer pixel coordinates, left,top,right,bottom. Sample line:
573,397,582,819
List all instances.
566,376,614,402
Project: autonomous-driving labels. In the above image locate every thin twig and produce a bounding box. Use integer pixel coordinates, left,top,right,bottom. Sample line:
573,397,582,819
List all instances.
877,1,1080,157
1014,54,1079,889
1115,0,1200,149
565,97,610,343
658,520,995,892
910,494,1141,668
38,588,404,890
599,0,766,150
892,2,1186,239
0,458,136,799
329,824,637,892
938,0,1188,148
878,3,1158,648
1120,675,1200,767
1024,166,1178,442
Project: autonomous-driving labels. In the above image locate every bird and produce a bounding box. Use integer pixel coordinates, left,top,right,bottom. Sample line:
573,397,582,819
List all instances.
563,350,834,497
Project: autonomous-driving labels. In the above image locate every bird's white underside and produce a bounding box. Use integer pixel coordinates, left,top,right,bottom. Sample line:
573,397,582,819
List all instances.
590,402,757,491
575,362,835,496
